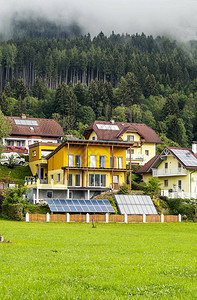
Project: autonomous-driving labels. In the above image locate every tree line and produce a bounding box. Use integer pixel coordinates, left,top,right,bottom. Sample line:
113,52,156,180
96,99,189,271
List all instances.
0,32,197,149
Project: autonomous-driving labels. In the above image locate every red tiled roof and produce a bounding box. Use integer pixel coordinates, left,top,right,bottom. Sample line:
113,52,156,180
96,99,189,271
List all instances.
8,116,65,138
136,155,159,174
84,121,162,143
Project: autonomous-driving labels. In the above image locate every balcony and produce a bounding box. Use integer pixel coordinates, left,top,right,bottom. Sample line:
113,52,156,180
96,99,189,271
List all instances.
126,153,144,161
152,168,187,177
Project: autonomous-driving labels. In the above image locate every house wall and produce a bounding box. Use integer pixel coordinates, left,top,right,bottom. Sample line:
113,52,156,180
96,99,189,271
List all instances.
89,132,98,140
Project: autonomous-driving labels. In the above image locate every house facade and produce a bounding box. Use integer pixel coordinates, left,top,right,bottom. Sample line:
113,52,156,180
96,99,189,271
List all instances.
28,142,60,179
3,115,64,153
83,120,161,166
27,139,133,203
137,145,197,199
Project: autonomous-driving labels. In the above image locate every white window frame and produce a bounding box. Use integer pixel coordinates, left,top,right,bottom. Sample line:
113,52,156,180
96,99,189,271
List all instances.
117,157,123,169
75,174,81,187
68,154,73,167
145,150,149,156
68,173,73,187
75,155,81,167
90,155,96,168
99,155,105,168
127,135,134,141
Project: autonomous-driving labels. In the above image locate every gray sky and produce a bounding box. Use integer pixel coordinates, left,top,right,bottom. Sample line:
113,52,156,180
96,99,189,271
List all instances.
0,0,197,40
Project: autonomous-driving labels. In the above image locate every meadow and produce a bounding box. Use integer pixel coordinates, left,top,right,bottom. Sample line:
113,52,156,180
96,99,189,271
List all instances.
0,220,196,299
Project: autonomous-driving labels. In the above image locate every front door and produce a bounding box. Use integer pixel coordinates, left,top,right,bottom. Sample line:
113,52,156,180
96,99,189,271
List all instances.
113,175,119,190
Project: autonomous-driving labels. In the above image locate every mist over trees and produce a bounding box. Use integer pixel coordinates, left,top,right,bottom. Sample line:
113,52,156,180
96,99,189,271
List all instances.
1,23,197,149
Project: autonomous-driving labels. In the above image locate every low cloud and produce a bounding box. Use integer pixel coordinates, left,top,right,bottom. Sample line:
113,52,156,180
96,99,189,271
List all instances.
0,0,197,40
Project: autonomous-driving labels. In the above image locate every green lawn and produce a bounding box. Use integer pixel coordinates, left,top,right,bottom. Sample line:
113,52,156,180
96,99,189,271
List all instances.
0,165,32,185
0,220,196,299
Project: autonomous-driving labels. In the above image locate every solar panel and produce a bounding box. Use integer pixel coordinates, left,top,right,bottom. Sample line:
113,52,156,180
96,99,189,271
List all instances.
170,149,197,167
46,198,115,213
14,119,39,126
96,124,119,131
115,195,158,215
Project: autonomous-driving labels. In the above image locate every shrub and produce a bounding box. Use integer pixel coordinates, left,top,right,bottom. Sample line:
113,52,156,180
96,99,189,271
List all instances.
144,178,161,197
107,197,118,214
118,183,130,195
3,186,29,205
24,204,50,214
132,181,146,191
2,203,23,220
167,198,196,221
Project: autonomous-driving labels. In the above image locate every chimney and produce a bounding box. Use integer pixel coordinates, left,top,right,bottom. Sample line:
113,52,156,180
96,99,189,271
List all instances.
192,141,197,154
110,119,115,124
21,114,26,119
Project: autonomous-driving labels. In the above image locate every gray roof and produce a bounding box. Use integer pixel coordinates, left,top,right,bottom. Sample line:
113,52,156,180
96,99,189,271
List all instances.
115,195,158,215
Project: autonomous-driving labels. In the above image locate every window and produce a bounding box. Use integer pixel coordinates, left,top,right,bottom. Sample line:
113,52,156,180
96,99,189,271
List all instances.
127,135,134,141
7,140,14,146
51,175,54,181
75,174,81,186
99,156,105,168
110,156,115,168
145,150,149,156
89,174,106,187
68,174,73,186
127,149,134,155
46,191,53,198
90,155,96,168
92,136,95,140
68,154,73,167
117,157,123,169
113,175,119,183
57,174,61,182
75,155,81,167
164,162,168,174
17,141,20,146
164,180,168,187
69,191,73,199
32,150,36,157
178,180,182,191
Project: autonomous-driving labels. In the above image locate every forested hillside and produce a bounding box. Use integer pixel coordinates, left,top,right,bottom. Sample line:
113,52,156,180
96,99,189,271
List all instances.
1,27,197,148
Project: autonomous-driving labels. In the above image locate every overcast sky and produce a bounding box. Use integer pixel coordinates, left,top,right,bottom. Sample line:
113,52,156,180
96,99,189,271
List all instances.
0,0,197,40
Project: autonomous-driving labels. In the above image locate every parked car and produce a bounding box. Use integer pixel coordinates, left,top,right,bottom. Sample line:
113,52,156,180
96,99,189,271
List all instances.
0,152,25,166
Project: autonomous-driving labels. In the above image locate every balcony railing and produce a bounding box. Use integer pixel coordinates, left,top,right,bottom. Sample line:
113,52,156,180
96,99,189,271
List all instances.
126,154,144,160
152,168,187,177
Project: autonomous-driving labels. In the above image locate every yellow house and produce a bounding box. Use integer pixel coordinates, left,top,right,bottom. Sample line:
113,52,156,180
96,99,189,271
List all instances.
29,142,60,179
137,146,197,199
27,138,133,203
83,121,161,166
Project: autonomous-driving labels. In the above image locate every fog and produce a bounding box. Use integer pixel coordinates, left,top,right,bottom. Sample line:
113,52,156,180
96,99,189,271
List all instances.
0,0,197,40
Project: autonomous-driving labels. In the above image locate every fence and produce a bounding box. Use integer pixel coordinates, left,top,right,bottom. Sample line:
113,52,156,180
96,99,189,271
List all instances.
26,213,181,223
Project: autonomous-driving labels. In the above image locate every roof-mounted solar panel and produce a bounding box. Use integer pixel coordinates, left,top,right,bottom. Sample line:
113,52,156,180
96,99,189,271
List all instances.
96,124,119,131
14,119,39,126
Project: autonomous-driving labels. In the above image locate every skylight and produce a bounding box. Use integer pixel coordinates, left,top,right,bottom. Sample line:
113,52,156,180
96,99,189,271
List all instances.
14,119,39,126
96,124,119,130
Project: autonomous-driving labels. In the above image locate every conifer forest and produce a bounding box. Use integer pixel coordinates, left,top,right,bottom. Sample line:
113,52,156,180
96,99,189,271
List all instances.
1,19,197,148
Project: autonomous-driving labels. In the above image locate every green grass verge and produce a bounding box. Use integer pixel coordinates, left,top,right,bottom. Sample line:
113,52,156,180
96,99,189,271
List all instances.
0,220,196,299
0,165,32,185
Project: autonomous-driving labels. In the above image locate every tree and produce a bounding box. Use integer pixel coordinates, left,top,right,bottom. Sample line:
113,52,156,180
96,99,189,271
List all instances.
112,106,127,122
77,106,95,125
144,178,161,198
0,110,11,154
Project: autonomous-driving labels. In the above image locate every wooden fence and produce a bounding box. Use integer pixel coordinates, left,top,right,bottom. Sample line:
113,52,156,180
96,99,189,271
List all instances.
26,213,181,223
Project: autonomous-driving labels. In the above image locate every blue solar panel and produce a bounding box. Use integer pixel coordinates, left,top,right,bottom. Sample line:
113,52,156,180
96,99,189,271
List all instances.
46,198,115,213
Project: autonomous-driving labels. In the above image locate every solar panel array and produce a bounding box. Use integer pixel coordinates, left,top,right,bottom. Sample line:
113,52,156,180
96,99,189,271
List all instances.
46,199,115,213
96,124,119,131
14,119,39,126
115,195,158,215
170,149,197,167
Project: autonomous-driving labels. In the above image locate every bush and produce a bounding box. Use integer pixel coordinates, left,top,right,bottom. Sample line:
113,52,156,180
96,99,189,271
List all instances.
167,198,196,221
107,197,118,214
24,204,50,214
132,181,146,191
144,178,161,197
2,203,23,220
118,183,130,195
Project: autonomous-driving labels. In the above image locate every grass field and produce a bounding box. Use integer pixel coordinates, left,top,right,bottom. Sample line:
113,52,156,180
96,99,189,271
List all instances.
0,220,196,299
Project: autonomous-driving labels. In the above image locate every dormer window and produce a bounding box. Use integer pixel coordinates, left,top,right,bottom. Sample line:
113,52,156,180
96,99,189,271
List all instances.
30,127,34,131
127,135,134,142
